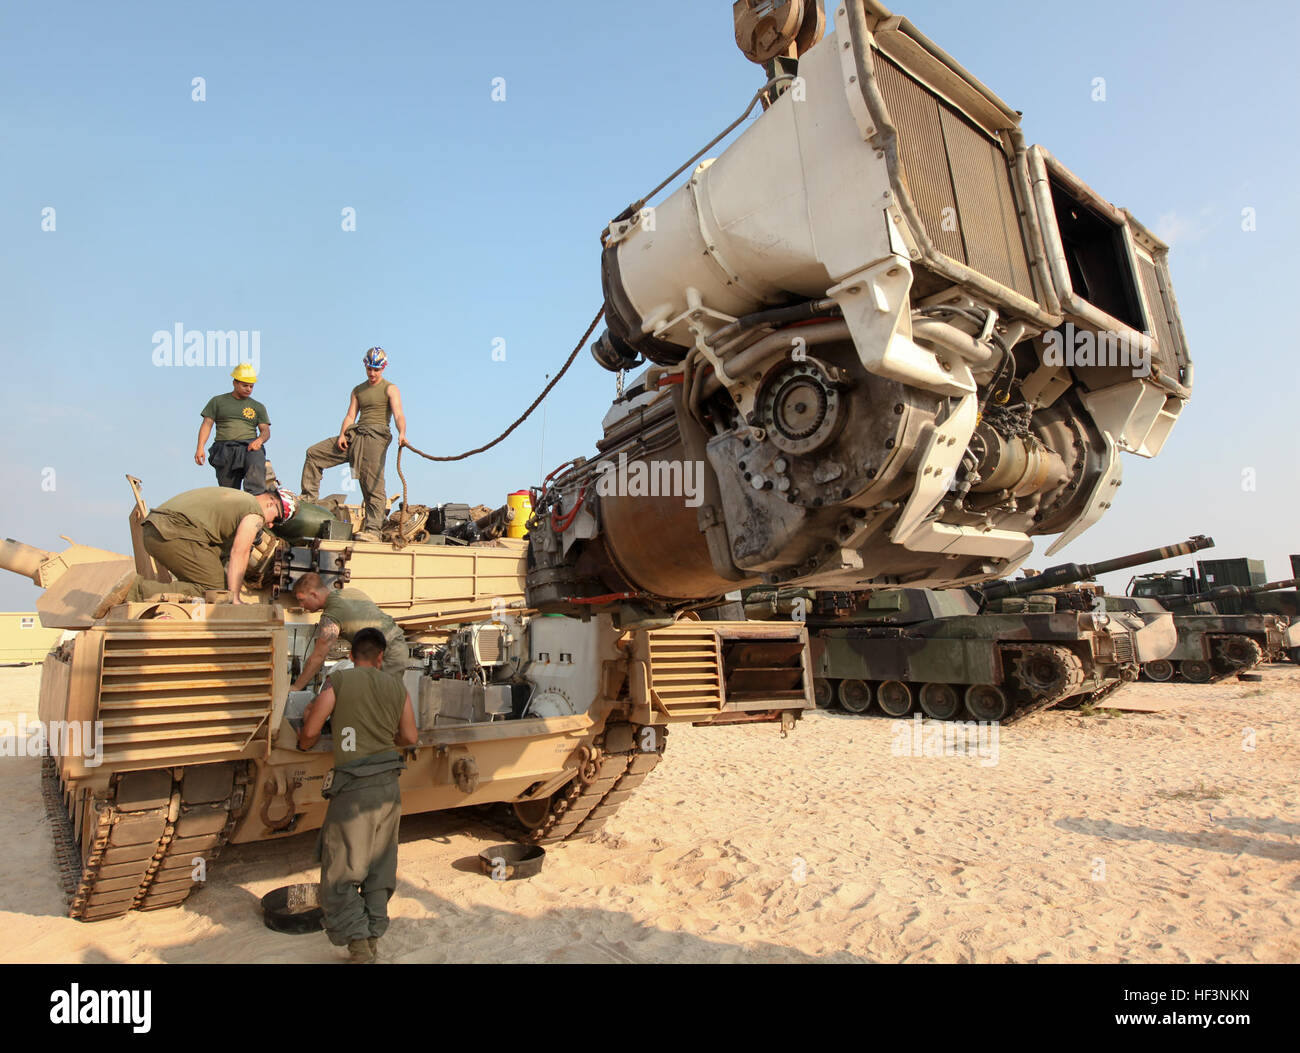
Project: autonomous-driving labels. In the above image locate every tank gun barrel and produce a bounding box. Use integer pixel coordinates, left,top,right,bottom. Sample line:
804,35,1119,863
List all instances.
979,535,1215,601
0,539,56,584
1165,577,1300,607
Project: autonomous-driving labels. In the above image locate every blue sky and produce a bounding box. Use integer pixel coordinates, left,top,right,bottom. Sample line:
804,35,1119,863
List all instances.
1,0,1297,607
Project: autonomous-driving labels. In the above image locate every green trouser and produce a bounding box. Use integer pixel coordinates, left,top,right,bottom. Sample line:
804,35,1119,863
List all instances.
300,428,390,533
126,523,219,599
317,766,403,946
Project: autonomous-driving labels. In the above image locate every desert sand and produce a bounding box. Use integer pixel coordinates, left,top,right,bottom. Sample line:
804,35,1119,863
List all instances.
0,662,1296,963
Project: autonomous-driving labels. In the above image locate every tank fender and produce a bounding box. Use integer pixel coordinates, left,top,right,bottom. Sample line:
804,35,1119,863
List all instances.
1132,612,1177,663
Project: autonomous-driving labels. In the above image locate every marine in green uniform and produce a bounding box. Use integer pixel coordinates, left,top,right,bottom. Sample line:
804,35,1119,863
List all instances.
289,574,409,691
299,347,407,538
195,363,272,493
297,627,418,963
93,487,294,616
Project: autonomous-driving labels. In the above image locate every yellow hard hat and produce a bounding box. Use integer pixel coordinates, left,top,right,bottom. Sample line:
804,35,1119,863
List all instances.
231,363,258,383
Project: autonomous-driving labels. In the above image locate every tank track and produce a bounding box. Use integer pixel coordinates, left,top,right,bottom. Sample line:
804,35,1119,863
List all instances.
524,731,666,844
1000,644,1086,725
41,756,85,898
1212,635,1263,676
815,641,1092,725
1199,668,1254,686
42,761,251,922
1175,635,1265,685
1052,678,1125,711
474,725,667,846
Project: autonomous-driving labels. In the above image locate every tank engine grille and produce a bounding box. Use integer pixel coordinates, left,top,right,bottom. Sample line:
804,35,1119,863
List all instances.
872,51,1035,300
645,626,724,718
1111,632,1135,665
642,623,813,719
96,629,275,769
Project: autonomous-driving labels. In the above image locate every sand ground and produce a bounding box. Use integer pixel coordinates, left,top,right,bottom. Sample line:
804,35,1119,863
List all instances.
0,662,1295,963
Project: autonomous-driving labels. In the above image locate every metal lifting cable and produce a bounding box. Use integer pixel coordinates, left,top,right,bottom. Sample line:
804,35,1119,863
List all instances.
391,306,605,547
608,74,795,228
391,77,791,544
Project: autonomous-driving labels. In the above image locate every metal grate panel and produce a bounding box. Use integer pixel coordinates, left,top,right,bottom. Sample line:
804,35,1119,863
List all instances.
645,626,724,717
1112,633,1135,665
97,632,273,767
474,625,506,666
941,109,1034,296
872,51,1035,299
874,53,964,261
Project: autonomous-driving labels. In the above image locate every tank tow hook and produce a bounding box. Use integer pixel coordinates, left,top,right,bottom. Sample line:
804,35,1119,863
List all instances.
576,745,603,786
260,770,302,832
452,754,480,795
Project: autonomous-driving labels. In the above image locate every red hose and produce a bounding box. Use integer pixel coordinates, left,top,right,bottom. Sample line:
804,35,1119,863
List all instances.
550,482,589,533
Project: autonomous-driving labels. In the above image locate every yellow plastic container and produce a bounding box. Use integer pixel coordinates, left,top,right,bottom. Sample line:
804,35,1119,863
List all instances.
507,490,532,538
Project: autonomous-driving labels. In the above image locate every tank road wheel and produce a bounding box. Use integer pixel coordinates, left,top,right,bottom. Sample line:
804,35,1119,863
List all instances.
1178,660,1214,684
1213,635,1263,672
1011,645,1085,703
919,683,963,721
1143,659,1175,683
813,678,836,709
964,684,1010,722
513,784,571,832
837,678,873,714
875,680,913,717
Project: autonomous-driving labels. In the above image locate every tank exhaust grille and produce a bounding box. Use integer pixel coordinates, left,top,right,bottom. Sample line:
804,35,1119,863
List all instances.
644,626,724,718
95,630,274,769
640,624,814,720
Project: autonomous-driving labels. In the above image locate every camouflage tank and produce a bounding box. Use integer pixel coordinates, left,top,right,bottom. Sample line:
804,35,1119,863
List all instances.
1110,577,1299,683
745,537,1211,723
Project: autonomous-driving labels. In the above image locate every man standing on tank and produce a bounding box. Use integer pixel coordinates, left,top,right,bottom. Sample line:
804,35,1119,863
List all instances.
299,348,407,541
297,627,418,963
196,363,272,494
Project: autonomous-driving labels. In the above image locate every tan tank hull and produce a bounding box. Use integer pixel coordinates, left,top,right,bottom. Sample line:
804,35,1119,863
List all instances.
35,599,811,920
